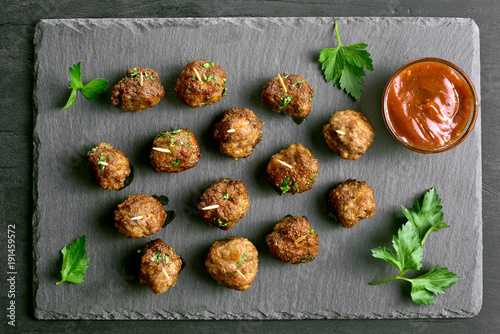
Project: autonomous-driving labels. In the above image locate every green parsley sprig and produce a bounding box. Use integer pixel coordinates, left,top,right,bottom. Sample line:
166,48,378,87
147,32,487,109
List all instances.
370,188,460,305
63,61,108,110
56,234,90,285
319,22,374,100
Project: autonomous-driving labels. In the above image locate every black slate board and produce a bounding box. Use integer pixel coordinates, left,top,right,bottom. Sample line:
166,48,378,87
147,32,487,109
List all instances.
33,17,481,319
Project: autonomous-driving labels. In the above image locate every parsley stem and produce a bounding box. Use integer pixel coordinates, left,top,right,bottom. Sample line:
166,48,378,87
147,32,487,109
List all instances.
334,22,342,47
369,273,404,285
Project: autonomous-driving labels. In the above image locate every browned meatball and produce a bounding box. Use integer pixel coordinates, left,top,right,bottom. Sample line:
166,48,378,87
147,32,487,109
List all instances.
322,110,375,160
175,60,227,108
150,128,201,173
266,216,319,264
205,237,258,291
138,238,182,295
213,107,263,161
197,178,250,231
114,194,167,238
87,142,131,190
266,143,319,195
262,73,314,118
328,179,376,229
111,67,165,111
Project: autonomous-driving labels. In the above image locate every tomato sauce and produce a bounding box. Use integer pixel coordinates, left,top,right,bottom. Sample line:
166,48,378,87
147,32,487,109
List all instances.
385,60,475,151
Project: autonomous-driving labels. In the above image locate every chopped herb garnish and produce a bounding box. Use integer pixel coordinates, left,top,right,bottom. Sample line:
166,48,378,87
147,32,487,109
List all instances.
137,249,141,254
223,178,229,182
309,229,315,234
170,137,177,147
187,143,193,148
280,177,291,195
223,193,230,199
236,251,248,266
293,80,305,86
301,255,312,263
171,159,180,167
170,129,183,135
213,217,229,227
204,74,215,82
278,94,293,110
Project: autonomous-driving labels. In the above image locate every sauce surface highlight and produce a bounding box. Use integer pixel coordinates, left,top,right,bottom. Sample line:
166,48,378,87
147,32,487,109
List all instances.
385,61,474,151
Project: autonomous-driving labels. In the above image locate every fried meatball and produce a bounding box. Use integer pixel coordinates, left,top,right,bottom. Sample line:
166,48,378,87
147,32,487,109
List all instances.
87,142,131,190
138,238,182,295
262,73,314,118
322,110,375,160
213,107,263,161
114,194,167,238
198,178,250,231
266,216,319,264
266,143,319,195
328,179,376,229
150,128,201,173
205,237,258,291
175,60,227,108
111,67,165,111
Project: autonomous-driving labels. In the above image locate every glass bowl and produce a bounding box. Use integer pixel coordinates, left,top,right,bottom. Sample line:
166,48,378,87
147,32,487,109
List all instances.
382,57,478,154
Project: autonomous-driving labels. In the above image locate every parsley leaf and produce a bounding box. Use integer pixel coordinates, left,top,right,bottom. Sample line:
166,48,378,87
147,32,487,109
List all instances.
236,251,248,266
406,265,460,305
370,188,459,305
318,22,373,100
372,222,423,274
402,187,450,246
63,61,108,110
56,234,90,285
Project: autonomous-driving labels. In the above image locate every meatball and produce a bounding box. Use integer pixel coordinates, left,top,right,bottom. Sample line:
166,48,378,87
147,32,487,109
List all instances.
266,143,319,195
114,194,167,238
111,67,165,111
213,107,263,161
175,60,227,108
205,237,258,291
266,216,319,264
198,178,250,231
150,128,202,173
87,142,131,190
327,179,376,229
322,110,375,160
262,73,314,118
138,238,182,295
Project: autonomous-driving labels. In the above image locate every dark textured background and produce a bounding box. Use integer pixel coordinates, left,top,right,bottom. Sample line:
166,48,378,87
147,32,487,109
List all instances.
1,0,499,333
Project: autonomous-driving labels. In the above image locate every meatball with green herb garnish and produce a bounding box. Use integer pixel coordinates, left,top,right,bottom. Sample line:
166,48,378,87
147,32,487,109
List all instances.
262,73,314,118
328,179,376,229
205,236,258,291
150,128,201,173
87,142,131,190
266,143,319,195
114,194,167,239
198,178,250,231
213,107,263,161
111,67,165,111
138,238,182,295
266,216,319,264
175,60,227,108
322,110,375,160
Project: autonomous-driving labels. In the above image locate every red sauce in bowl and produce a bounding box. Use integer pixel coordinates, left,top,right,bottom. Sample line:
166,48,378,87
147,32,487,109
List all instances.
383,58,477,153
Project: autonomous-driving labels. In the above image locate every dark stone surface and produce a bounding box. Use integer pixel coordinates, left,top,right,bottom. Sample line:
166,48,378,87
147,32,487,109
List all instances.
32,16,481,320
1,0,499,333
